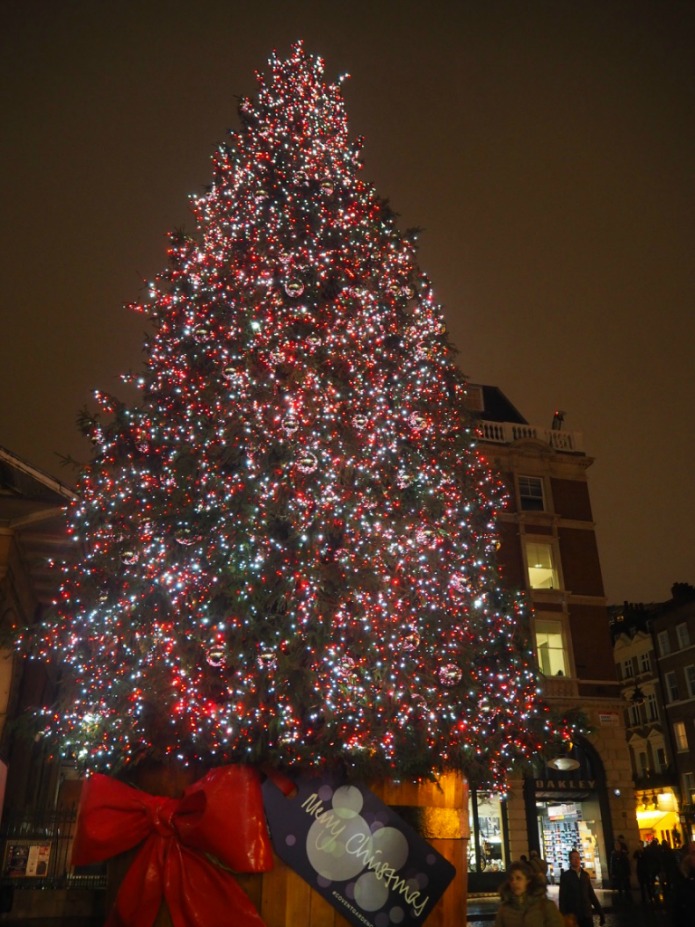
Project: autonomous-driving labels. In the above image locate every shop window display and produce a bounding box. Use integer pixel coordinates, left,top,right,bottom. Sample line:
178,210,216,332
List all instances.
468,790,507,873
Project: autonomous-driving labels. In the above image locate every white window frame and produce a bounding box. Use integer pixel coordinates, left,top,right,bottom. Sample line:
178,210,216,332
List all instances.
639,651,652,674
676,622,690,650
534,617,569,676
686,665,695,699
665,671,680,703
518,475,545,512
683,771,695,804
674,721,688,752
645,693,659,722
658,630,671,657
655,746,667,771
622,659,634,680
523,538,561,591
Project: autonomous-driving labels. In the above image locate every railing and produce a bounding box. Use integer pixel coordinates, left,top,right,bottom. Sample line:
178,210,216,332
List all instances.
476,421,584,453
633,769,678,790
539,674,579,699
0,807,105,890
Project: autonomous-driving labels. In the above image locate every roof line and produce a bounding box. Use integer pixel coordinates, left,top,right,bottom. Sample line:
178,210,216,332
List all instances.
0,446,77,502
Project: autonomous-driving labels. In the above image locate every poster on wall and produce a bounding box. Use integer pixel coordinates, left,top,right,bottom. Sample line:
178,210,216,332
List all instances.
263,774,456,927
5,845,29,877
26,844,50,876
4,843,50,877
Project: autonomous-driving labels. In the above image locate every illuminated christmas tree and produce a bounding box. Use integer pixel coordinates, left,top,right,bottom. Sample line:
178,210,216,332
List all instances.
36,43,556,785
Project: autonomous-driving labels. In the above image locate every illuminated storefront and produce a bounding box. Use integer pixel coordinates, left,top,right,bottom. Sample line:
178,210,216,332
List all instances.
635,787,682,846
467,789,510,892
523,739,613,886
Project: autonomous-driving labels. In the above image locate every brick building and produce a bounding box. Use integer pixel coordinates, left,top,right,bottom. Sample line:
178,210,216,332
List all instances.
465,384,637,891
611,584,695,848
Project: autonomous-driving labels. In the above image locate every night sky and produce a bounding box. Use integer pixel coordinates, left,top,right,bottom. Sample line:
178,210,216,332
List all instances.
2,1,693,605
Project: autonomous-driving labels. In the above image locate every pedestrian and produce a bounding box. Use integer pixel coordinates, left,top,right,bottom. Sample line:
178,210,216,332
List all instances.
559,850,605,927
671,841,695,927
660,841,679,897
679,839,695,879
643,837,662,902
609,839,631,895
634,847,652,903
529,848,549,884
494,860,564,927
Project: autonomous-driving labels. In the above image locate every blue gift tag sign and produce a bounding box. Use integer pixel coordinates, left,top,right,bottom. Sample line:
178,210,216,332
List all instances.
263,774,456,927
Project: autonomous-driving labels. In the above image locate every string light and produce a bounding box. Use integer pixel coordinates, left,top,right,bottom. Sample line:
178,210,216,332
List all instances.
33,42,560,785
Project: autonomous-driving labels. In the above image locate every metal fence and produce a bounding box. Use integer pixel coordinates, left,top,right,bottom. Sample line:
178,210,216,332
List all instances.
0,806,106,890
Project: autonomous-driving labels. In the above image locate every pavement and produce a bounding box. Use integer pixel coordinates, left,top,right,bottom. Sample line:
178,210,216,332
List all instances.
467,887,673,926
0,888,676,925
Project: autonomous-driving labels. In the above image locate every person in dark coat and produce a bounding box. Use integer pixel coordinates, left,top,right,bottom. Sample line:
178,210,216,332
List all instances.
529,849,549,884
634,847,653,903
559,850,605,927
671,841,695,927
643,837,662,899
609,839,631,895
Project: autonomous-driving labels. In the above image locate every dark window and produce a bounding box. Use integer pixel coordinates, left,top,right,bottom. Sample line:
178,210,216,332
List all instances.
519,476,545,511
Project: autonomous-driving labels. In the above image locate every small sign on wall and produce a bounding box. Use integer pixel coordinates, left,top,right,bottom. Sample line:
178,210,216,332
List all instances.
4,843,50,877
263,774,456,927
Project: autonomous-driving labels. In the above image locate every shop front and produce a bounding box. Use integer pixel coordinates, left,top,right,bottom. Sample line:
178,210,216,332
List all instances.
523,739,612,886
467,788,510,893
635,786,682,847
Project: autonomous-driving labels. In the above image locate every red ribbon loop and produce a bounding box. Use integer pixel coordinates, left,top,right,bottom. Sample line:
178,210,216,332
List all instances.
72,765,273,927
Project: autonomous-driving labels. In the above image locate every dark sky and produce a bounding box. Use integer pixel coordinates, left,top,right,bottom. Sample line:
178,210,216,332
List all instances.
2,0,693,605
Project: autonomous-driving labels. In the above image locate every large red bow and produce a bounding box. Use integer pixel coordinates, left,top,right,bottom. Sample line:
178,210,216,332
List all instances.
72,765,273,927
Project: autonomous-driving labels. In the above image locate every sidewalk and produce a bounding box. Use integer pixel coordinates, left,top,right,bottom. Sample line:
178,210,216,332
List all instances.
0,889,674,926
467,887,672,925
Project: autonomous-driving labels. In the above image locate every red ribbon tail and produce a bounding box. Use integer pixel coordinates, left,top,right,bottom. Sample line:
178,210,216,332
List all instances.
105,835,166,927
164,844,267,927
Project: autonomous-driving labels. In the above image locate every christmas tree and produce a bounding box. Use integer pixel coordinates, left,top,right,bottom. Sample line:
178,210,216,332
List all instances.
35,43,556,786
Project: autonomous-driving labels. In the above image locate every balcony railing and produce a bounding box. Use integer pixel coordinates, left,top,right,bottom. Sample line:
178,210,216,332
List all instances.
633,769,678,790
477,421,584,453
539,674,579,699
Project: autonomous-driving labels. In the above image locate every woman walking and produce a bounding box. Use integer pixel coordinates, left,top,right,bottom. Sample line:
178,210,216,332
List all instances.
494,861,564,927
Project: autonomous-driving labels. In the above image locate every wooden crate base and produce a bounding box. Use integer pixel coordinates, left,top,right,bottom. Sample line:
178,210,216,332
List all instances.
238,772,469,927
105,768,469,926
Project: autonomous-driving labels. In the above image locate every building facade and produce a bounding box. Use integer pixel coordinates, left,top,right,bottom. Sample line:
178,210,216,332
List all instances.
0,447,103,918
465,385,638,891
611,585,695,849
0,446,76,811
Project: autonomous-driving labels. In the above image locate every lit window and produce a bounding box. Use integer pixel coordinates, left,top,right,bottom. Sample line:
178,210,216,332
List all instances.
525,540,559,590
683,772,695,804
665,671,680,703
519,476,545,512
674,721,688,752
535,618,568,676
676,623,690,650
622,659,634,680
467,790,507,874
658,631,671,656
686,665,695,699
